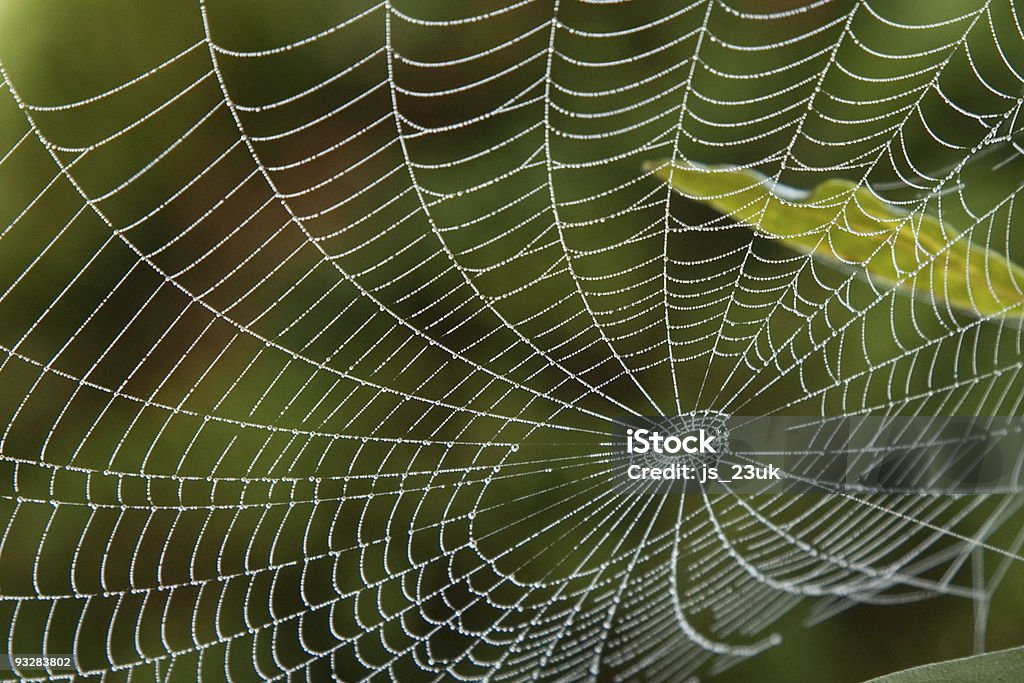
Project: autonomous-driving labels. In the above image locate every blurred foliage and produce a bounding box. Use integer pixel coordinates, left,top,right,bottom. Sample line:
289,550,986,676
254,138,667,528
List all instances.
0,0,1022,680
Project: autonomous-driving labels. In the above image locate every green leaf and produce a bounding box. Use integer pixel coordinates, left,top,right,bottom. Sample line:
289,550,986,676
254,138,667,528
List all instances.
645,160,1024,319
863,645,1024,682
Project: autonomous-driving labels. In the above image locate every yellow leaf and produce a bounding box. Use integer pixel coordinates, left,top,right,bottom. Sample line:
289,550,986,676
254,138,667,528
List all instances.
646,160,1024,319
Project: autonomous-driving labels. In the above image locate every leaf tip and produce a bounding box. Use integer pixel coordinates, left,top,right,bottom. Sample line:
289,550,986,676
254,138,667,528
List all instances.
641,159,665,174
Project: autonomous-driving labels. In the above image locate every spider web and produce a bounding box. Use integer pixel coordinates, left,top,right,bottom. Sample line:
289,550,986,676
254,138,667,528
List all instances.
1,0,1024,680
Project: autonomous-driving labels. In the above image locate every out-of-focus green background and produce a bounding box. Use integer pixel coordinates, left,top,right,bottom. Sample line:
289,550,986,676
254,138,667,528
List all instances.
0,0,1022,680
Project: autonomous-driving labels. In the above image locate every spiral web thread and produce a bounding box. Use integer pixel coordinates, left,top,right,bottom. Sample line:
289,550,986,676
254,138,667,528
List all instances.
1,0,1024,680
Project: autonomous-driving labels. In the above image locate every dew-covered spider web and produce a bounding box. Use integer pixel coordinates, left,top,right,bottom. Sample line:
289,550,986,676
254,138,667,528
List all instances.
2,0,1024,680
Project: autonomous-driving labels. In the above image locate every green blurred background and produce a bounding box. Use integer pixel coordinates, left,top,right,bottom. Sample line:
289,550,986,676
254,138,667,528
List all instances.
0,0,1022,680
